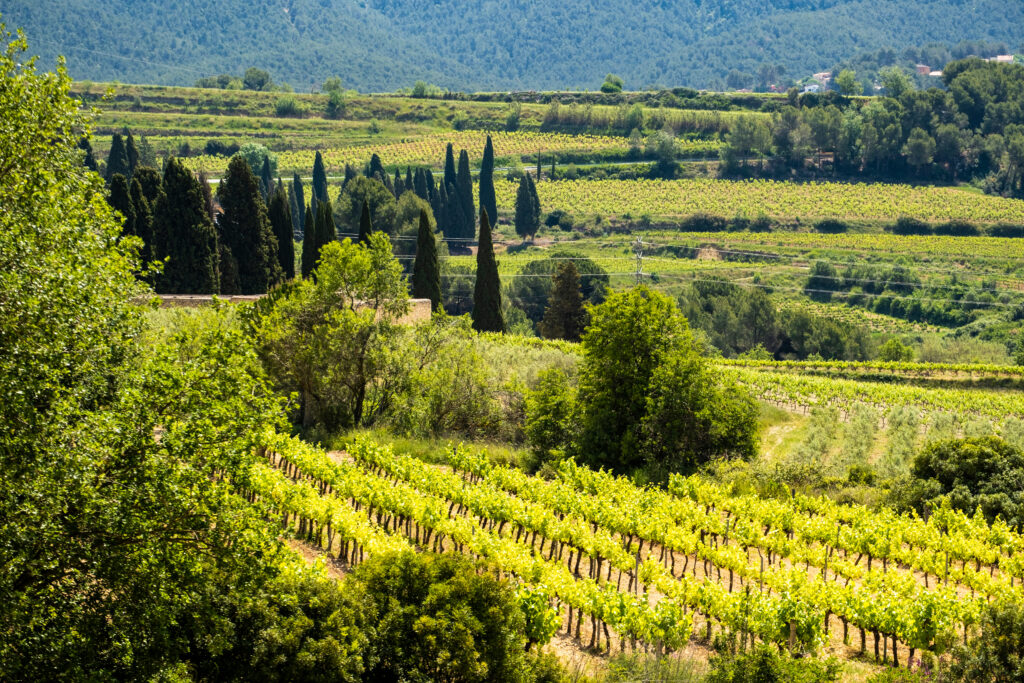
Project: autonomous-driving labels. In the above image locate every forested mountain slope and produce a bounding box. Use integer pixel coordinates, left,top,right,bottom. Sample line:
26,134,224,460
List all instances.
2,0,1022,91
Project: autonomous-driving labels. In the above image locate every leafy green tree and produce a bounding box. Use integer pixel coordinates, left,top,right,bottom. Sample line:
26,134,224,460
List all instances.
105,132,130,182
880,66,914,98
508,252,608,326
878,337,914,361
336,175,397,235
352,552,532,683
479,135,498,229
834,69,862,95
107,173,135,234
237,142,277,179
268,184,295,279
944,599,1024,681
538,261,586,341
456,149,475,239
471,209,505,333
525,368,579,465
257,233,409,428
903,437,1024,528
412,209,442,311
903,127,936,174
357,199,374,243
601,73,624,93
243,66,272,90
219,155,283,294
153,157,219,294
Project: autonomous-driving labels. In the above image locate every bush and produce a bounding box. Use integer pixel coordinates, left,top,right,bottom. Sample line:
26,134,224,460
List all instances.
935,219,979,236
351,551,533,683
902,437,1024,528
814,218,849,233
706,644,841,683
987,222,1024,238
204,140,240,157
877,337,914,362
681,212,729,232
274,95,304,117
943,599,1024,681
326,90,345,118
891,216,932,235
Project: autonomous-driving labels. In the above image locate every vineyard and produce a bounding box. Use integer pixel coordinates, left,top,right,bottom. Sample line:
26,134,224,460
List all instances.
493,178,1024,224
247,431,1024,668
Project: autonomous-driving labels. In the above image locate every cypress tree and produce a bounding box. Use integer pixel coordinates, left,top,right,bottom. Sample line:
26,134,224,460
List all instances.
220,155,283,294
412,209,442,311
357,199,373,244
269,184,295,279
301,204,316,278
456,150,475,239
443,143,457,193
529,172,541,228
125,132,140,176
197,169,216,225
514,174,537,240
79,137,98,172
394,169,405,197
292,172,306,236
130,177,153,264
479,135,497,231
304,199,336,278
153,157,219,294
107,173,135,235
260,157,274,202
405,167,414,194
414,168,429,201
445,182,466,245
472,209,504,333
105,133,130,182
342,163,357,188
311,151,328,214
538,261,586,341
425,169,438,204
134,167,162,204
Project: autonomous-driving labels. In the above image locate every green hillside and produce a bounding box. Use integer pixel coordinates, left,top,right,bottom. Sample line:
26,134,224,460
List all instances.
3,0,1023,91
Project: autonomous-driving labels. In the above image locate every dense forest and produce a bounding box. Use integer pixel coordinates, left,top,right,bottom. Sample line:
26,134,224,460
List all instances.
3,0,1023,91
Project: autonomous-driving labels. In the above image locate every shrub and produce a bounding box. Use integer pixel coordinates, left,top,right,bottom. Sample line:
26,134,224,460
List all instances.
814,218,849,233
681,212,729,232
274,95,304,117
891,216,932,235
935,220,979,236
877,337,914,362
706,644,841,683
943,599,1024,681
987,223,1024,238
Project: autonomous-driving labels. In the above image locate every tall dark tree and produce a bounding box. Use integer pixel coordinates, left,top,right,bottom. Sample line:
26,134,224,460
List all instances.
514,174,539,240
268,185,295,279
479,135,497,229
291,172,306,237
312,200,337,275
130,177,153,264
472,209,504,333
425,169,438,204
368,153,394,195
153,157,219,294
259,157,274,202
105,133,130,182
301,204,316,278
528,172,541,228
133,167,162,204
443,143,457,193
197,169,216,225
107,173,135,235
311,150,328,214
357,199,373,244
538,261,586,341
79,136,98,172
456,149,475,239
411,209,442,311
413,168,429,201
393,169,405,197
219,155,282,294
342,163,357,188
125,131,140,176
405,167,414,195
445,182,467,244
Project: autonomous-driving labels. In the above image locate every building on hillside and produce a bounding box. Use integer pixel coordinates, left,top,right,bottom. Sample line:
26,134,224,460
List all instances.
988,55,1014,63
915,64,931,75
802,83,821,94
929,70,943,78
812,71,832,84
